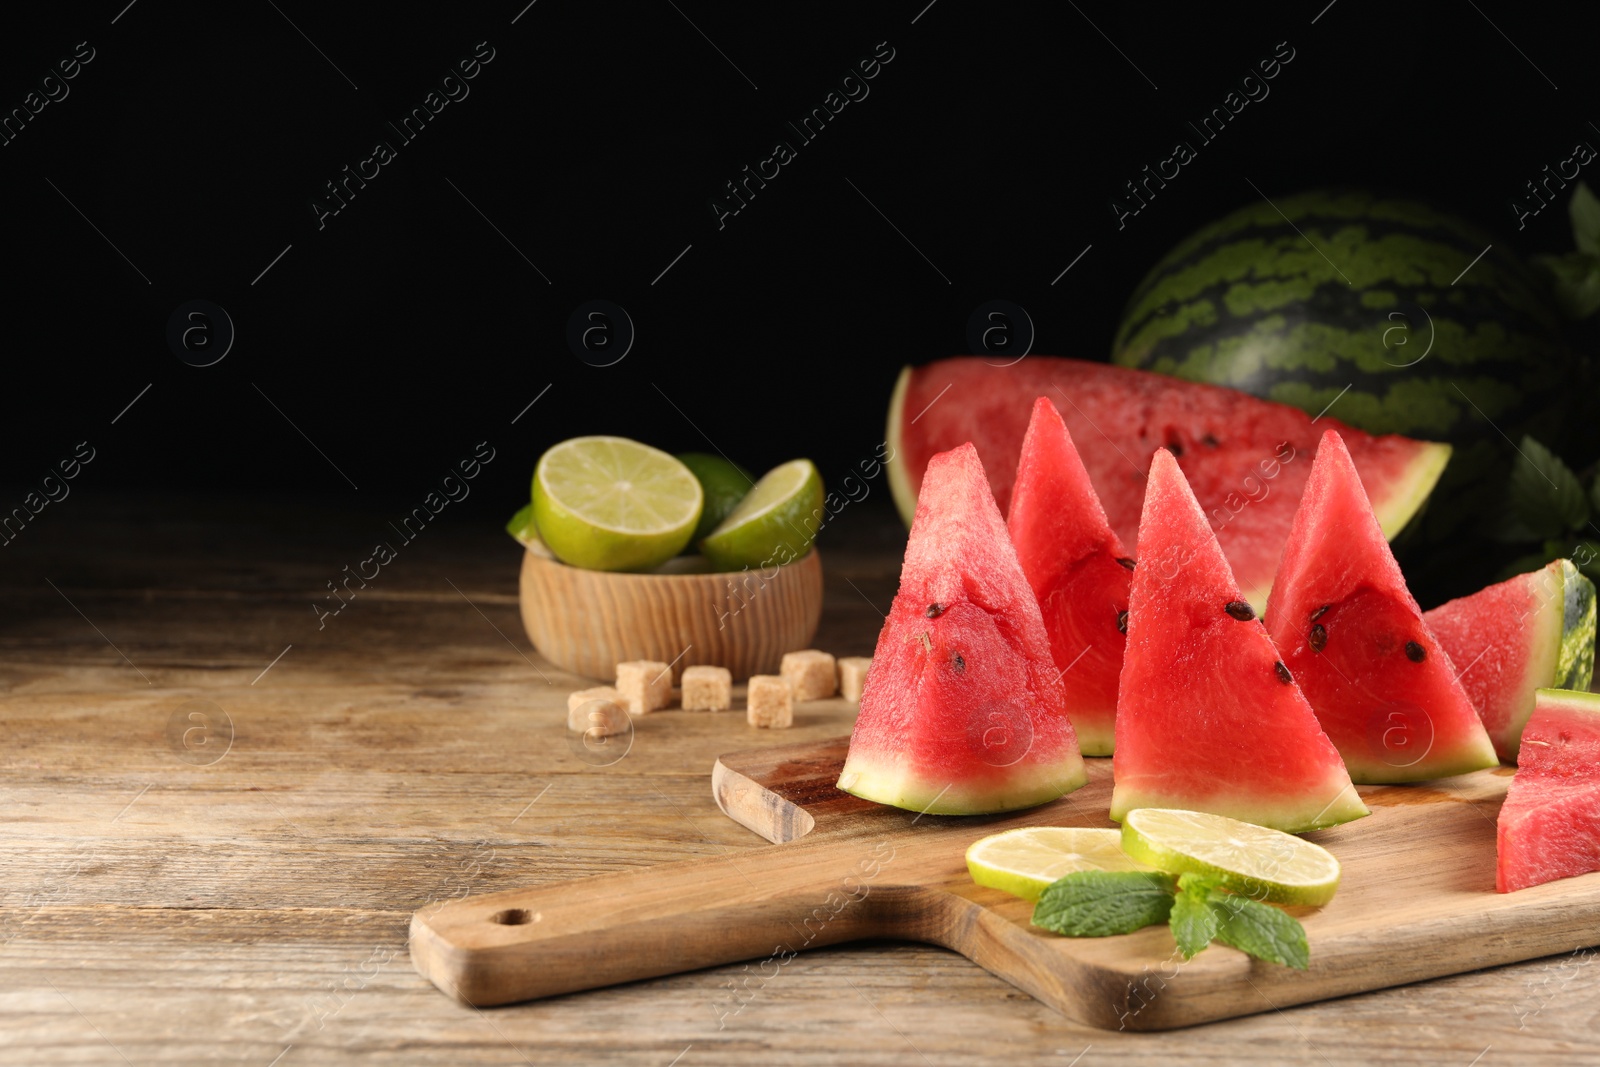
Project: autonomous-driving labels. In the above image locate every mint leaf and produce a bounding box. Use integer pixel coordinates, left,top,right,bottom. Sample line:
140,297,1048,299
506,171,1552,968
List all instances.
1170,875,1222,959
1510,436,1589,538
1209,893,1310,970
1031,871,1176,937
1532,251,1600,320
1570,181,1600,257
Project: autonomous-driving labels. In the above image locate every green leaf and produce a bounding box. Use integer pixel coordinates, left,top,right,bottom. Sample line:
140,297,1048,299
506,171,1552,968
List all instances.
1170,876,1223,959
1031,871,1176,938
1570,181,1600,257
1531,251,1600,320
1209,893,1310,970
1510,436,1590,539
1177,872,1220,893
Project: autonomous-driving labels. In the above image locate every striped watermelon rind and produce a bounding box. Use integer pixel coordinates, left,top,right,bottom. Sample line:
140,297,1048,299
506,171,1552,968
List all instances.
1112,190,1572,443
1425,559,1597,762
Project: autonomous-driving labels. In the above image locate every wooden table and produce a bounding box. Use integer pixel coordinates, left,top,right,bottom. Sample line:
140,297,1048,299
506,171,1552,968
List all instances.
3,494,1595,1065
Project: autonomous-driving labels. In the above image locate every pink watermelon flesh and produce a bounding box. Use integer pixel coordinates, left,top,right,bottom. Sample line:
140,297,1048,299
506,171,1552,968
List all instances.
1266,431,1498,784
1425,560,1596,763
1110,448,1367,832
888,358,1451,609
1497,689,1600,893
1007,397,1131,757
837,442,1088,814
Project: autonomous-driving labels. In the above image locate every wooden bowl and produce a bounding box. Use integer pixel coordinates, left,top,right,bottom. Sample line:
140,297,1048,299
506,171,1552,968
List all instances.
518,549,824,681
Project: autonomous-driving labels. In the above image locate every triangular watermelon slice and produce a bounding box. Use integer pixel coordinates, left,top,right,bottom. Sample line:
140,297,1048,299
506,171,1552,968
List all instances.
1007,397,1132,756
837,443,1088,814
1497,688,1600,892
1266,430,1498,783
1424,559,1596,763
1110,448,1367,832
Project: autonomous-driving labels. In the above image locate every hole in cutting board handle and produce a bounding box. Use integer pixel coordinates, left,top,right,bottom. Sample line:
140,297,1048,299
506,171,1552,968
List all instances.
490,908,533,925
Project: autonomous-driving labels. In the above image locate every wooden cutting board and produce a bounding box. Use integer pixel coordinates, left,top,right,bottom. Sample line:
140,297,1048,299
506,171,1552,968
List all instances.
409,737,1600,1030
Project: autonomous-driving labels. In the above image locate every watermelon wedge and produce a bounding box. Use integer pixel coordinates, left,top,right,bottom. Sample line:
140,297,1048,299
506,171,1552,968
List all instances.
836,443,1088,814
1110,448,1368,832
1424,559,1596,763
1266,431,1498,783
1007,397,1131,756
1496,689,1600,893
886,358,1451,609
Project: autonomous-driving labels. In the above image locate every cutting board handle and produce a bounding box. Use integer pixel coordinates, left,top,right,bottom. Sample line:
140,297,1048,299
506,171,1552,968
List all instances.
409,837,917,1008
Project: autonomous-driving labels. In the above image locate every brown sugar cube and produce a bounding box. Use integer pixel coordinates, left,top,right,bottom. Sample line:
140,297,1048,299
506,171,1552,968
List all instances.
746,675,793,728
566,696,630,738
781,649,837,702
837,657,872,703
681,665,732,711
567,686,622,714
615,660,673,715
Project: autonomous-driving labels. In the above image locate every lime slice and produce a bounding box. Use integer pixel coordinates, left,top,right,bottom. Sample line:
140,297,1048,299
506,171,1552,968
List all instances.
699,459,824,572
966,827,1155,902
532,436,703,572
677,452,755,543
1120,808,1341,906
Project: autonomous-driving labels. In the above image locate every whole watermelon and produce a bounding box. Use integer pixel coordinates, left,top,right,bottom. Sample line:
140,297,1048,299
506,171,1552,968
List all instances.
1111,189,1585,601
1112,189,1576,449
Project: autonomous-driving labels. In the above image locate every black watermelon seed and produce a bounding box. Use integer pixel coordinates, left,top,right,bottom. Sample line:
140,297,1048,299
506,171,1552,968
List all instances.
952,652,966,673
1117,610,1129,635
1274,661,1292,684
1169,441,1184,457
1202,434,1220,448
926,603,944,618
1117,557,1137,570
1224,600,1255,621
1309,624,1327,653
1310,604,1330,622
1405,641,1425,662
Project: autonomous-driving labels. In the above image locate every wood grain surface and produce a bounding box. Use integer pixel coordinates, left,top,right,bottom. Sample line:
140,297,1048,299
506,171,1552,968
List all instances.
3,494,1598,1064
414,737,1600,1029
518,546,823,680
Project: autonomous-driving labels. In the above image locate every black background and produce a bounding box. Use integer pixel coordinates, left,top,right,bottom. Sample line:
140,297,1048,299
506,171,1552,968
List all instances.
3,0,1595,522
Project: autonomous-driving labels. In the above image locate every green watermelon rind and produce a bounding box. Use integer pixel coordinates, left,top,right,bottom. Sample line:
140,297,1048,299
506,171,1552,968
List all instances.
1429,559,1597,763
1505,561,1597,764
1108,190,1572,444
886,365,918,526
1341,747,1496,786
835,758,1089,817
886,363,1453,564
1555,562,1598,698
1370,441,1451,544
844,442,1090,816
1109,776,1369,835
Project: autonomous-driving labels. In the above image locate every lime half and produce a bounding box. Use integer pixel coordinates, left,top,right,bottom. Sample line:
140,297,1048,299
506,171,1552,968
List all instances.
532,436,703,572
1120,808,1341,906
677,452,754,543
966,827,1154,902
699,459,823,572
